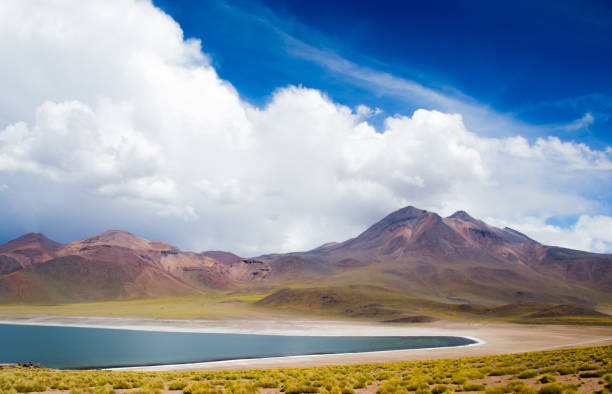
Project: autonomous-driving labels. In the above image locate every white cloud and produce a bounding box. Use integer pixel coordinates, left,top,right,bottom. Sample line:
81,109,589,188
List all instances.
0,100,163,182
0,0,611,254
488,215,612,253
355,105,382,119
560,112,595,131
283,36,546,139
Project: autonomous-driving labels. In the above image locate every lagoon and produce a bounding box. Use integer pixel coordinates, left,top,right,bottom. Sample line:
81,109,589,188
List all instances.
0,323,475,369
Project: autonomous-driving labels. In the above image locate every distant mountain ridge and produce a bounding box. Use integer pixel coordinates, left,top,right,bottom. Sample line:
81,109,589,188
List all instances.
0,230,269,302
0,206,610,306
258,206,611,305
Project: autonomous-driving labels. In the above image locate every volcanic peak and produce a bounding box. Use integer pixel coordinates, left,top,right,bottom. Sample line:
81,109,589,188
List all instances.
79,230,150,248
381,205,431,223
0,232,61,253
448,210,478,222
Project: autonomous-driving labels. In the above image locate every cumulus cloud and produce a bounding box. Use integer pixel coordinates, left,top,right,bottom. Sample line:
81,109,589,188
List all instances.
0,0,611,254
355,105,382,119
488,215,612,254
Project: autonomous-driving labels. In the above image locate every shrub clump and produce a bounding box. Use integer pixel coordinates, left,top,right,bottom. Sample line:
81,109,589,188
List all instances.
518,369,538,379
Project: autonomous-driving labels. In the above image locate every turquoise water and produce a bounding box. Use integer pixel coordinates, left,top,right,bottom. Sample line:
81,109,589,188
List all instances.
0,323,475,369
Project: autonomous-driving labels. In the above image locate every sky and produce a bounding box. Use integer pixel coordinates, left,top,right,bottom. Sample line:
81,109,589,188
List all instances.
0,0,611,255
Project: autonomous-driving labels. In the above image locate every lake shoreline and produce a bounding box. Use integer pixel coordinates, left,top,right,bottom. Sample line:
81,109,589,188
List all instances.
83,337,480,370
0,315,610,371
0,315,486,336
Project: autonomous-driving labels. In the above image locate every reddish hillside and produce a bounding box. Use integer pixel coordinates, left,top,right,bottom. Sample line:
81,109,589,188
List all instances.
0,231,268,303
200,251,242,265
260,206,611,305
0,206,610,305
0,233,61,275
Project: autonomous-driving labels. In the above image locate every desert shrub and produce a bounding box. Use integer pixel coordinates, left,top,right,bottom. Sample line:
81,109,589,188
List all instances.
374,371,392,380
224,381,259,394
485,380,536,394
555,365,576,375
578,370,604,378
538,375,556,384
183,381,222,394
465,369,487,380
537,383,575,394
111,379,132,389
451,374,468,384
130,389,162,394
69,389,93,394
431,384,449,393
168,380,189,390
352,381,365,389
0,345,608,393
462,381,485,391
507,380,535,392
12,378,47,393
577,363,599,371
143,378,165,389
489,366,524,376
376,380,410,393
604,373,612,386
404,381,430,391
321,377,339,391
282,381,319,393
518,370,539,379
93,384,115,394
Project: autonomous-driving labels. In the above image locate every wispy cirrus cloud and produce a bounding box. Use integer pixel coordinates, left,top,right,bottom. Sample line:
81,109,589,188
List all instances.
219,0,611,146
218,7,554,141
559,112,594,132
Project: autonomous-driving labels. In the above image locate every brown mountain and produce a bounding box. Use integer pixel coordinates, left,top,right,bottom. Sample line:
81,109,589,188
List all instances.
0,206,610,307
0,230,267,303
0,233,61,275
200,251,243,265
258,206,611,306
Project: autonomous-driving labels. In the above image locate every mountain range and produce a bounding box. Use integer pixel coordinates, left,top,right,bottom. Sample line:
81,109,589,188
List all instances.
1,206,610,313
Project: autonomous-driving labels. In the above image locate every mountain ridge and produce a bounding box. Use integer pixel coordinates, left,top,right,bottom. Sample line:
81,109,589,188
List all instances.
0,205,610,307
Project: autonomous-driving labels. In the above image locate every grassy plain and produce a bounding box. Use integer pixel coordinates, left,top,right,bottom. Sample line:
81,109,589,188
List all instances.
0,293,273,320
1,285,611,326
0,345,610,393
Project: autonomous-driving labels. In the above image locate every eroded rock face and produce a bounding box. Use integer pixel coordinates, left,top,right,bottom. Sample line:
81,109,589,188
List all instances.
227,259,271,281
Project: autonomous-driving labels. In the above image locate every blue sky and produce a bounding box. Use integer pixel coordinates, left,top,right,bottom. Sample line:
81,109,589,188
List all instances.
0,0,611,254
156,0,612,147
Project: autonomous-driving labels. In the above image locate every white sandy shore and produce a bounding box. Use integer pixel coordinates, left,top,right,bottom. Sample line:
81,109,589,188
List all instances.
1,315,611,371
0,315,486,336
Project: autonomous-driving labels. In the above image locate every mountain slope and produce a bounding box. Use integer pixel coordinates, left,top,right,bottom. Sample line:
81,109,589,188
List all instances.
0,230,267,303
259,206,611,306
0,206,610,307
0,233,61,274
